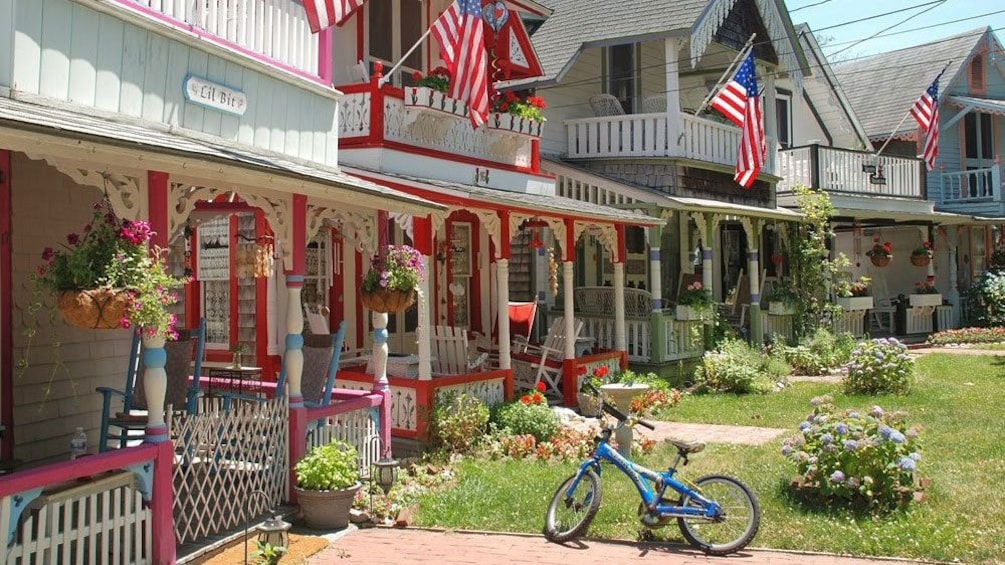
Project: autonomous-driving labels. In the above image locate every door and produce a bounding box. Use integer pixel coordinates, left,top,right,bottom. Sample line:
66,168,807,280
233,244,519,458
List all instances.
720,224,747,305
963,112,994,198
606,44,636,114
367,0,424,86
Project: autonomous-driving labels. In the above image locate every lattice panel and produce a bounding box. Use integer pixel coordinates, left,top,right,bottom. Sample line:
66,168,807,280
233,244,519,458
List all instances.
171,398,289,545
5,473,151,565
336,381,418,432
308,407,381,478
435,379,505,407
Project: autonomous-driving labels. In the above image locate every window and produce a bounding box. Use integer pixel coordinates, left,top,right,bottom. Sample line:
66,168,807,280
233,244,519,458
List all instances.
368,0,424,86
970,53,985,93
775,94,792,149
607,44,636,113
964,112,993,160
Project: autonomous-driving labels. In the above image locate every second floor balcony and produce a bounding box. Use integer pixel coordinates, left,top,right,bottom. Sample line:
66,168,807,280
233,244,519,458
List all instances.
564,112,777,176
777,145,925,199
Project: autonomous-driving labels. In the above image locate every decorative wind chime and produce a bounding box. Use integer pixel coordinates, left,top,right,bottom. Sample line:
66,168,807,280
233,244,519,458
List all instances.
235,233,276,279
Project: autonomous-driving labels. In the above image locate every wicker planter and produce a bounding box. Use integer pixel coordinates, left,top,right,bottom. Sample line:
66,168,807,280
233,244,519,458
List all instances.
870,255,892,267
295,483,361,530
910,254,931,267
57,288,130,329
360,288,416,313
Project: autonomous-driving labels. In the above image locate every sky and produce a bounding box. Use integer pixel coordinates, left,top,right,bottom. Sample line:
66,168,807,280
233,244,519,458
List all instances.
785,0,1005,60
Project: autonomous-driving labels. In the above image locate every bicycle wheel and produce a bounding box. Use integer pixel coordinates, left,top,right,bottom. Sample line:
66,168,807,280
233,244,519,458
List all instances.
676,474,760,556
544,470,602,543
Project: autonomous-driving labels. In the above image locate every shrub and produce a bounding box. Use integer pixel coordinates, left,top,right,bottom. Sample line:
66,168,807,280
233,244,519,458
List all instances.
491,400,560,443
965,270,1005,327
693,338,784,394
843,338,914,395
481,426,595,461
429,392,489,453
295,441,360,491
928,327,1005,345
783,397,923,509
785,328,856,376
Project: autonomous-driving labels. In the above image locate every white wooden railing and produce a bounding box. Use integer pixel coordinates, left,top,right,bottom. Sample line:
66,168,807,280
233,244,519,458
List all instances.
308,403,381,478
579,315,651,362
662,318,704,361
777,145,924,198
940,166,1003,204
129,0,319,76
565,113,778,173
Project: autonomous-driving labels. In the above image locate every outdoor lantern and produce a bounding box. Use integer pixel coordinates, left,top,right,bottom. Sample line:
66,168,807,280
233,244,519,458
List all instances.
257,511,292,551
373,457,400,495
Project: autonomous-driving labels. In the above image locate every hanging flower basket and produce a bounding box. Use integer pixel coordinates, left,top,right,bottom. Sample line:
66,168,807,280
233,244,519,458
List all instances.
910,255,931,267
870,255,892,267
361,288,416,313
57,288,131,329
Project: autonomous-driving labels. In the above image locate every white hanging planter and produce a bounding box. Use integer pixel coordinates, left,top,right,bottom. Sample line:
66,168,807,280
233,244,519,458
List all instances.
909,293,942,308
486,112,544,138
403,86,469,119
836,296,874,311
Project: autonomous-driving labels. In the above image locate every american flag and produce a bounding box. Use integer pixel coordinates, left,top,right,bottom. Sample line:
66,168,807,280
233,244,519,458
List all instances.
910,72,942,171
431,0,489,128
711,52,765,188
303,0,366,33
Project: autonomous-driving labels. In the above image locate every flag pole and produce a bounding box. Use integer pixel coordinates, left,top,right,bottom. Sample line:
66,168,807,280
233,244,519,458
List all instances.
378,26,437,87
874,60,952,158
693,33,757,117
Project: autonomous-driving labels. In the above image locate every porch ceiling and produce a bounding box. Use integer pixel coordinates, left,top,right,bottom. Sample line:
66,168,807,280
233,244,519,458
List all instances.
341,166,664,226
0,95,443,216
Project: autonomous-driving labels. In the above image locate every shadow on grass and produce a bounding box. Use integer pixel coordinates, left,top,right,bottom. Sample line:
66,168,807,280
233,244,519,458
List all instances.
772,477,910,519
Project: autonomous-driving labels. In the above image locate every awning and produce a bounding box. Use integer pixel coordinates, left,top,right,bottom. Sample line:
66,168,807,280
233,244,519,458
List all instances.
0,95,443,215
669,196,803,221
946,95,1005,117
342,166,665,226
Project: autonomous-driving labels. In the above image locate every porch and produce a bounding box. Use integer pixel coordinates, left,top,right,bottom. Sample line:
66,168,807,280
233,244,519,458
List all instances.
776,144,926,199
940,165,1005,214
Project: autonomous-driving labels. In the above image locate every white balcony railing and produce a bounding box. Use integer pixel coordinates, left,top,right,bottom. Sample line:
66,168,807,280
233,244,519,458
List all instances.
129,0,319,76
777,145,924,199
941,166,1003,204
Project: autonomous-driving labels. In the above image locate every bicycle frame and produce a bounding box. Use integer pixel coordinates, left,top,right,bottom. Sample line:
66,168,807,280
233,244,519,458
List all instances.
570,435,723,520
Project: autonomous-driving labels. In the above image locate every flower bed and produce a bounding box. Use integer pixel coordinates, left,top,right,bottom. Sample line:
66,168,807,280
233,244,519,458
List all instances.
927,326,1005,345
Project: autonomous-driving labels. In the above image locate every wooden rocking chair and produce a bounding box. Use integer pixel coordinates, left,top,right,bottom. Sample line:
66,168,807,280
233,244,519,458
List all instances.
511,317,584,400
431,325,489,375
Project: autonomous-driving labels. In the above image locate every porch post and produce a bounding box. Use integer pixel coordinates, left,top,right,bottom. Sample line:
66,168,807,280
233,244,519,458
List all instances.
497,211,512,370
664,38,682,154
948,228,960,325
762,68,777,176
373,211,392,457
286,195,308,498
563,218,576,359
614,224,627,353
742,218,762,344
144,171,170,444
703,215,714,306
648,222,666,364
414,216,434,380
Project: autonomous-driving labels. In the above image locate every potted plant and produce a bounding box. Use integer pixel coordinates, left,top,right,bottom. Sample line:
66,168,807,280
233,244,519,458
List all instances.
767,282,798,315
361,245,425,313
294,441,362,530
488,91,546,138
34,199,186,338
835,276,874,311
911,241,933,267
411,66,450,93
909,279,942,308
577,365,610,417
675,281,714,320
866,240,893,267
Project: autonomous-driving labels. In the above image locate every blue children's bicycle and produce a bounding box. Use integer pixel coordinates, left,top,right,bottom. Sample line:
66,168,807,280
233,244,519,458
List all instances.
544,384,760,555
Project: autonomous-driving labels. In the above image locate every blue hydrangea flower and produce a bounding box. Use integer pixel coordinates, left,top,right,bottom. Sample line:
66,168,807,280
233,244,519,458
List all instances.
835,423,849,435
830,470,845,483
782,445,793,456
898,457,916,471
870,406,885,418
799,421,811,431
909,452,922,461
845,477,860,489
821,433,834,444
843,440,858,451
848,411,860,419
880,425,893,439
890,431,906,444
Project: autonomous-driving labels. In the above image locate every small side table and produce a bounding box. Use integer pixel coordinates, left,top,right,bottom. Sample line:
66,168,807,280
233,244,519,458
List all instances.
202,361,263,397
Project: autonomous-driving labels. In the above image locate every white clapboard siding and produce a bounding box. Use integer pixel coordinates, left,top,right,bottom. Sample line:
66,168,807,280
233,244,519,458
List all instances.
10,0,338,168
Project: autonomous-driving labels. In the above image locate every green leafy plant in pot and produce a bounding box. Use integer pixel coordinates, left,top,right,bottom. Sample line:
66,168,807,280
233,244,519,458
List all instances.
294,441,361,530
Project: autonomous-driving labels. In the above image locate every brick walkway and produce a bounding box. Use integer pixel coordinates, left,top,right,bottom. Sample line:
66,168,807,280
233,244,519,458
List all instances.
309,527,928,564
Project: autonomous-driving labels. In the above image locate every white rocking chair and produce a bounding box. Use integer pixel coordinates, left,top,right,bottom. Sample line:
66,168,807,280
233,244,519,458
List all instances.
512,317,584,400
431,326,489,376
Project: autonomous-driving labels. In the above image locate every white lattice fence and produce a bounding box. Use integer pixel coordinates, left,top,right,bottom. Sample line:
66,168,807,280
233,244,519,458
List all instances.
171,398,288,545
308,406,381,478
4,472,151,565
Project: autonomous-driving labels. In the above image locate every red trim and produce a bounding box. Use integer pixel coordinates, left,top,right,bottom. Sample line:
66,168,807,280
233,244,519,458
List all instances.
498,210,511,259
186,223,201,330
228,215,239,352
615,224,626,264
147,171,170,250
105,0,327,85
291,194,308,275
369,64,386,145
505,0,548,17
490,12,545,81
342,140,553,176
330,232,345,328
564,218,577,262
0,150,12,462
335,83,373,94
413,216,433,256
356,9,365,63
318,28,334,85
354,250,364,349
531,139,541,173
446,212,483,332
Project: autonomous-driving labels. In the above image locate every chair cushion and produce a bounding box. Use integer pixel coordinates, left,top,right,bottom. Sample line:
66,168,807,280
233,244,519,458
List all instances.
300,334,334,405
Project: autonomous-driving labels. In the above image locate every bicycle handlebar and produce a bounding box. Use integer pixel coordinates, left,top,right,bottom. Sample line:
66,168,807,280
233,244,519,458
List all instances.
582,382,656,430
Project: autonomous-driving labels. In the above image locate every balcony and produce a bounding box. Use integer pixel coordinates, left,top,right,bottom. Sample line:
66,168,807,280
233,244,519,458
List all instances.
123,0,321,81
564,113,776,174
941,166,1004,205
337,79,541,171
777,145,925,199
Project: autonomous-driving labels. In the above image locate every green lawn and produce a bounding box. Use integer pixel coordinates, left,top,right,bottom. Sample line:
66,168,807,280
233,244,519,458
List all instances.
415,353,1005,563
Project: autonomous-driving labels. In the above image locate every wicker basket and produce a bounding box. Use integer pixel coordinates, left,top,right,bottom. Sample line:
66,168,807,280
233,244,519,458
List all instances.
360,288,416,313
57,288,130,329
910,254,931,267
870,255,892,268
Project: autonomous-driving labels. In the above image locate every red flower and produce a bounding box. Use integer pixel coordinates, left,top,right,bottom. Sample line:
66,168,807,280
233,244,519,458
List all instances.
505,91,518,102
577,366,588,376
499,102,510,112
41,247,54,262
883,242,892,252
412,71,423,81
433,66,451,77
67,233,80,246
536,381,547,393
520,396,531,405
595,365,609,378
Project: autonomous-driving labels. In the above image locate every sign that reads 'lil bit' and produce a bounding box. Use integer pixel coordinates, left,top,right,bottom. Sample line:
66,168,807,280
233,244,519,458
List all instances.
184,76,248,117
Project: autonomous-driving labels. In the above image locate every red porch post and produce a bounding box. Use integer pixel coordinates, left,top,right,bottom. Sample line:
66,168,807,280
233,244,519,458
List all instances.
150,440,176,564
287,194,308,500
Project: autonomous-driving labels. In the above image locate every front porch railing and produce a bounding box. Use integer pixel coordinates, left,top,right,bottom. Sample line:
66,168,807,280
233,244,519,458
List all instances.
124,0,320,78
940,166,1003,204
777,145,925,198
306,391,383,477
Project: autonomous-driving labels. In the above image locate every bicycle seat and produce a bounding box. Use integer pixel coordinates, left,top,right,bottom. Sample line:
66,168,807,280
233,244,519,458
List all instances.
669,439,705,454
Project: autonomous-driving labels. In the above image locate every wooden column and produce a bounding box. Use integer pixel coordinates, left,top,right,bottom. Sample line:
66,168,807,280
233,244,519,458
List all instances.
664,38,682,153
414,215,434,380
563,218,576,359
286,194,308,497
763,68,777,176
948,228,960,325
648,222,666,364
497,211,512,370
144,171,170,445
742,218,762,344
372,210,391,457
614,224,627,353
0,149,11,463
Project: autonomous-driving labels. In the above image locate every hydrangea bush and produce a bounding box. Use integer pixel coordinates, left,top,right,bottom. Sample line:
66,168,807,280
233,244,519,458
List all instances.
843,338,914,395
783,397,923,508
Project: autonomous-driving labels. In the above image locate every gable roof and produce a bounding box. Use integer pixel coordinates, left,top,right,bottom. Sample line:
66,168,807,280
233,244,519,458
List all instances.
505,0,805,88
836,27,991,140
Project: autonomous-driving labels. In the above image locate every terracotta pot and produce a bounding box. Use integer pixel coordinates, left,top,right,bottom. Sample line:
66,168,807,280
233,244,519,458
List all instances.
870,255,891,267
910,254,931,267
361,288,417,313
296,483,361,530
57,288,130,329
